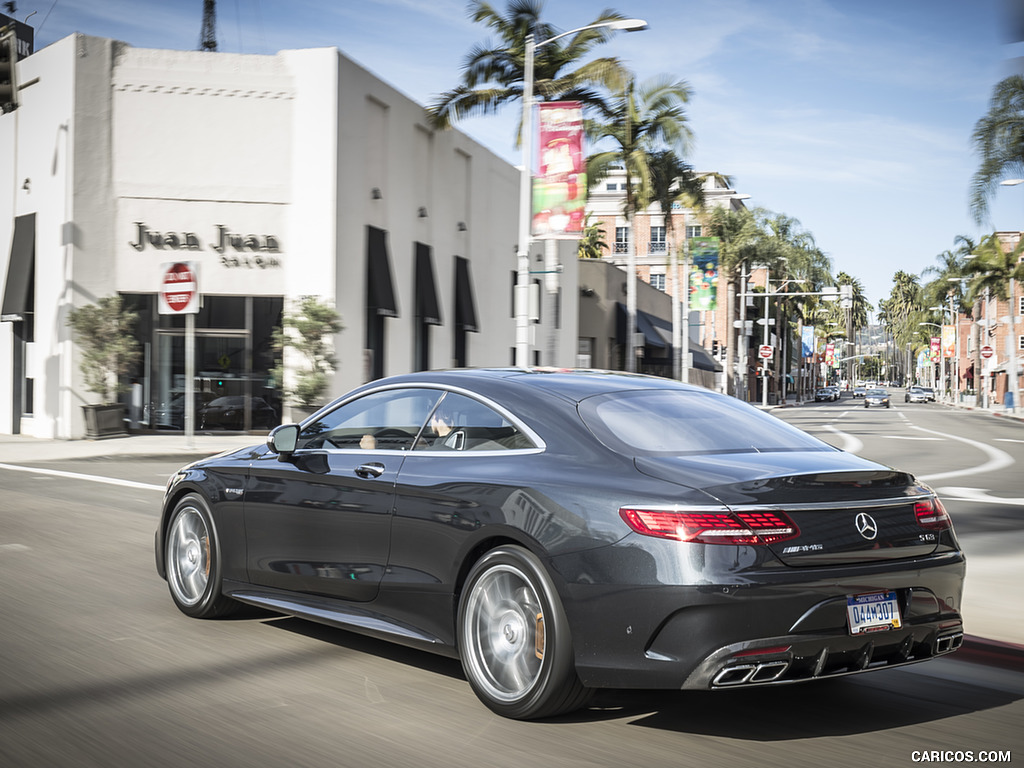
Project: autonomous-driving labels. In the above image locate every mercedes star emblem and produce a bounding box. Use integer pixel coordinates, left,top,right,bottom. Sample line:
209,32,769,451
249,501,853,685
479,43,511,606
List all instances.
855,512,878,540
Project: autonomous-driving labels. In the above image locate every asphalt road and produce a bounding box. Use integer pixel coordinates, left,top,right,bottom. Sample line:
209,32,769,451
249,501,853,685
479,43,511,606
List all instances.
1,402,1022,768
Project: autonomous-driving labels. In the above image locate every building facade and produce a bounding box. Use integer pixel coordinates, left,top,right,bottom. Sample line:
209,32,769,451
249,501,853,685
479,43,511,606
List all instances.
1,34,577,438
583,167,750,387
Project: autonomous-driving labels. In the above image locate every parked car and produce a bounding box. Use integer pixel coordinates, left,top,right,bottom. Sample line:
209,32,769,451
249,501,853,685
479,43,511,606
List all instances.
156,369,965,719
864,388,891,408
198,395,278,430
151,392,215,430
906,387,929,404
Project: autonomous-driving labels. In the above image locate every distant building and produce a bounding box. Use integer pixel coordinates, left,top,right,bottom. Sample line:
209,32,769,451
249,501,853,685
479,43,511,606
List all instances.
0,34,576,437
582,167,749,386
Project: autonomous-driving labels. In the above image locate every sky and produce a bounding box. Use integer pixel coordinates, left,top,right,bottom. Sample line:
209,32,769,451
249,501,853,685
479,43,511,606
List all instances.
10,0,1024,313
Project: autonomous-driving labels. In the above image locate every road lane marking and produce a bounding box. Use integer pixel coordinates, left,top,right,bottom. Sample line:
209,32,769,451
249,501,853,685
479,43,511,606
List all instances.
908,425,1014,482
933,486,1024,506
879,436,942,440
821,425,863,454
0,462,164,492
995,438,1024,444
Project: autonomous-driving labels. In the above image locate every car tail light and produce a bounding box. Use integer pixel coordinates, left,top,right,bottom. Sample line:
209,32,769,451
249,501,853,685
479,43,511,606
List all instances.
619,507,799,545
914,496,951,530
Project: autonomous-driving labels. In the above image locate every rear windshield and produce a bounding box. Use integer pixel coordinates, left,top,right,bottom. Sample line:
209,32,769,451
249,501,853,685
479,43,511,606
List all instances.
578,389,832,457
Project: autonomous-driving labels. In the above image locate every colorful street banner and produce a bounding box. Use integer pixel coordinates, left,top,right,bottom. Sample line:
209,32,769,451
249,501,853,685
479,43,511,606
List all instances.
825,342,835,367
688,237,720,311
532,102,586,237
930,337,941,363
801,326,815,358
941,325,955,358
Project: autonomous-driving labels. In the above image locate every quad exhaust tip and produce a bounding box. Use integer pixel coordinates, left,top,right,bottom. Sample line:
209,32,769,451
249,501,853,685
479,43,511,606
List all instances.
712,660,790,687
935,632,963,654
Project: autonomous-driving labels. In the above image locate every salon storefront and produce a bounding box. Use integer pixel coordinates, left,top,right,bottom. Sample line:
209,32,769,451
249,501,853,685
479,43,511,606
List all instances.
114,203,286,432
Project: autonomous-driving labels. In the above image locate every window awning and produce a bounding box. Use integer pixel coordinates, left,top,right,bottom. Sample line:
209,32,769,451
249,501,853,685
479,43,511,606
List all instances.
2,213,35,322
454,256,478,332
366,225,398,317
415,242,441,325
615,303,722,372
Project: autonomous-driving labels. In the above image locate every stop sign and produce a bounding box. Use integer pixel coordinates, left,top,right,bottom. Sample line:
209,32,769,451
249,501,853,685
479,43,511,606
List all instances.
159,262,199,314
981,345,994,359
758,344,773,359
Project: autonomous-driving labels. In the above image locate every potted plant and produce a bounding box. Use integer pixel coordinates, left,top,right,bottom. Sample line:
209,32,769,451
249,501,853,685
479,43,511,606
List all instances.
66,295,141,438
273,296,344,418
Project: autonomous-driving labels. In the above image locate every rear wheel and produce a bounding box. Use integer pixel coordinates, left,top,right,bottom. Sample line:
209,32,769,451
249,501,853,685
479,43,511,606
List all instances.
165,494,238,618
458,546,590,719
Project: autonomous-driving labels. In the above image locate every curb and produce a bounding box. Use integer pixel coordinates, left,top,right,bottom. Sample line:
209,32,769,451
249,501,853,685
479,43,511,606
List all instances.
957,636,1024,672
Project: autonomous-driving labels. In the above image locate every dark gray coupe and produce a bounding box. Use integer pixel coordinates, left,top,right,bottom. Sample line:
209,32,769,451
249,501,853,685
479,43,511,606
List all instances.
156,369,965,719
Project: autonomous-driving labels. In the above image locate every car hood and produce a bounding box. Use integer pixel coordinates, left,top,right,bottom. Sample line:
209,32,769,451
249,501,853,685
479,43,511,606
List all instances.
634,451,937,566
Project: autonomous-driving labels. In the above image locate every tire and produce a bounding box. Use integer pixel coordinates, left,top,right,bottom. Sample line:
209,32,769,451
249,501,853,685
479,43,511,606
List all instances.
458,545,591,719
165,493,238,618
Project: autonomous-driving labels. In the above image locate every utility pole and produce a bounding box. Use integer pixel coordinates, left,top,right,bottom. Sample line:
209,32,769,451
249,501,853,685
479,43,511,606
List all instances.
199,0,217,52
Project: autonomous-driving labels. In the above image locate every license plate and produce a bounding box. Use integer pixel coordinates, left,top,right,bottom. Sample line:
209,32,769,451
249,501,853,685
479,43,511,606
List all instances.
847,591,901,635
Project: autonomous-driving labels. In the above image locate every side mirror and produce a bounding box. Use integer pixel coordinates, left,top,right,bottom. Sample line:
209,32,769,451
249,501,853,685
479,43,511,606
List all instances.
268,424,300,459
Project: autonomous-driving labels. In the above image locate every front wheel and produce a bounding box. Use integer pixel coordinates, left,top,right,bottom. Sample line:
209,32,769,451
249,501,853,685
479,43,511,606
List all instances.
165,494,238,618
458,546,590,719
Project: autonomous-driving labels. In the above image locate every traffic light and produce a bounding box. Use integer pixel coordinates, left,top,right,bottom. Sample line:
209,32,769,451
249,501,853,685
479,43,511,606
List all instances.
0,26,18,112
711,339,719,357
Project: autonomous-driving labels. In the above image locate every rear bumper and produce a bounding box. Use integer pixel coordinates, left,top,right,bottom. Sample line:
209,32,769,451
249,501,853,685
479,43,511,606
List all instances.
552,545,965,690
680,618,963,689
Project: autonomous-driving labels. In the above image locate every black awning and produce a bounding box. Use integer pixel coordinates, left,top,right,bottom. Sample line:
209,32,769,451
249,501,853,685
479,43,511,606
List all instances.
415,242,441,325
454,256,478,332
615,303,722,372
366,225,398,317
688,344,722,373
2,213,35,322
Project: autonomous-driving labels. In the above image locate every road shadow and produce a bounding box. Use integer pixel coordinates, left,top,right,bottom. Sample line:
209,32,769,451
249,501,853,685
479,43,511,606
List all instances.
561,669,1022,736
258,615,1021,735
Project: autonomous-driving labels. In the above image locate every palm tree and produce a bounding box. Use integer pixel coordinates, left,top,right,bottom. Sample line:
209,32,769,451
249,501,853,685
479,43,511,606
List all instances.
880,271,925,384
427,0,631,138
922,238,975,396
648,149,704,379
576,214,607,258
965,232,1024,409
585,75,694,371
705,206,783,398
970,75,1024,224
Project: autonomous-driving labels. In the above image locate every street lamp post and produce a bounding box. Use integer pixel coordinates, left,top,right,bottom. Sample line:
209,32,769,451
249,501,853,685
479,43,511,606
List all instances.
998,180,1022,411
515,18,648,368
919,321,942,391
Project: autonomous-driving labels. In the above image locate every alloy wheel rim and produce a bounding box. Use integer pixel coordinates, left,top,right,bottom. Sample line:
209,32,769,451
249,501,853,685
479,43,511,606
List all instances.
168,507,210,606
463,563,544,703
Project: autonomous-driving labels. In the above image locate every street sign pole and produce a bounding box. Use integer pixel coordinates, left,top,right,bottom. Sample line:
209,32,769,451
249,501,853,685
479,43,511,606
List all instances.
185,313,195,449
159,262,199,449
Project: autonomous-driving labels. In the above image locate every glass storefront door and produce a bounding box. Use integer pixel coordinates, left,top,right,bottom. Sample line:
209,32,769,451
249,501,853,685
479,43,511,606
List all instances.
124,294,283,432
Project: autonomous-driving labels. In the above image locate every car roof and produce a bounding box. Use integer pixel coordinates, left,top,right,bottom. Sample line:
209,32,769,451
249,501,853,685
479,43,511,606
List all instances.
352,368,703,404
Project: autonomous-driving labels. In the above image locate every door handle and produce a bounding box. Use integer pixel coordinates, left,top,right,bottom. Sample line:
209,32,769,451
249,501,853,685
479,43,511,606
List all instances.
355,462,386,479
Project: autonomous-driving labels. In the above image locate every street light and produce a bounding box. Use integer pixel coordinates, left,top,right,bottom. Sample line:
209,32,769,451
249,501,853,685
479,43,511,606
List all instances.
515,17,648,368
996,181,1021,412
737,275,837,407
919,321,942,390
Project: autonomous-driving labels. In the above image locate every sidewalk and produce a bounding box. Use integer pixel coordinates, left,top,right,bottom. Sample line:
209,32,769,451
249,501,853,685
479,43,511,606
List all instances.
0,426,1021,672
0,431,260,464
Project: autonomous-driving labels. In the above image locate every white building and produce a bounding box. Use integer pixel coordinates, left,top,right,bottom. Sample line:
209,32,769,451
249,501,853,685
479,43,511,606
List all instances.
0,33,577,437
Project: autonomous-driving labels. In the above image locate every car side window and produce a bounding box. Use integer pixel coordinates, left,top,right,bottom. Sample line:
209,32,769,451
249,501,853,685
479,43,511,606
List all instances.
414,392,534,452
297,388,443,451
